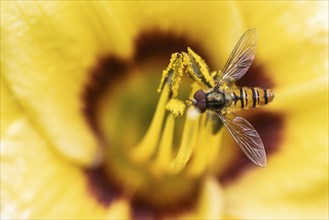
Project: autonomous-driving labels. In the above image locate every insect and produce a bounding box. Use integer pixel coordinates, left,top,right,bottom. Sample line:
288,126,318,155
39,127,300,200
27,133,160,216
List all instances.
188,28,274,167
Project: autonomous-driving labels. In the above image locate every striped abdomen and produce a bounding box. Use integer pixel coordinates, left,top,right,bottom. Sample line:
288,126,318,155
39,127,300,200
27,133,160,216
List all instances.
229,87,274,109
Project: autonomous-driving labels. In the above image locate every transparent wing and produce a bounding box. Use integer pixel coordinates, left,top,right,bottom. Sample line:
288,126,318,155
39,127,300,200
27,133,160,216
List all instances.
217,112,266,167
217,28,257,86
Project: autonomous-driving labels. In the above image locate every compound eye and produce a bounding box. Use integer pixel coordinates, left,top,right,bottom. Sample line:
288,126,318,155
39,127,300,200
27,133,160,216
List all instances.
193,90,207,113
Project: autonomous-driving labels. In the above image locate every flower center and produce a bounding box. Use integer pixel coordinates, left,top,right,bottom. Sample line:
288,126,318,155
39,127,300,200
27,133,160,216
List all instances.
94,58,223,211
83,32,223,211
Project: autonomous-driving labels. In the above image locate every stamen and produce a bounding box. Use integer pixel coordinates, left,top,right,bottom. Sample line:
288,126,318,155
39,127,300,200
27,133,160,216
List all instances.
186,47,215,88
157,53,186,98
157,53,178,93
187,113,224,177
131,84,170,162
153,113,175,170
169,108,200,173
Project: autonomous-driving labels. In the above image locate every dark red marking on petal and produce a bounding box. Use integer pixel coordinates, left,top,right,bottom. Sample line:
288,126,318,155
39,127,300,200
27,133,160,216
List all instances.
130,190,198,220
236,63,275,89
134,30,212,68
84,166,121,206
131,204,157,220
82,56,129,134
218,111,285,184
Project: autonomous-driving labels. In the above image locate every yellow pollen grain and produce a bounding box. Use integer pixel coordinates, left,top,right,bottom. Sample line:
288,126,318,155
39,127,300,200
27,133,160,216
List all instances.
171,54,185,98
157,53,179,93
166,99,186,117
187,47,215,88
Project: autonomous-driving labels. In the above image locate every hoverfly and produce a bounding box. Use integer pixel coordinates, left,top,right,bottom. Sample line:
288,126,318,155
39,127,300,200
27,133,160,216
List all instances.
188,28,274,167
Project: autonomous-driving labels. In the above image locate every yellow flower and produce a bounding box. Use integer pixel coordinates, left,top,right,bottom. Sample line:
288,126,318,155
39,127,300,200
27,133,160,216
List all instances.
1,1,328,220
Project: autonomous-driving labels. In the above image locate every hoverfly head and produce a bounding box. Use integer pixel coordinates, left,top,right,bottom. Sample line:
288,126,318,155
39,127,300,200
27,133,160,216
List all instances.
187,90,207,113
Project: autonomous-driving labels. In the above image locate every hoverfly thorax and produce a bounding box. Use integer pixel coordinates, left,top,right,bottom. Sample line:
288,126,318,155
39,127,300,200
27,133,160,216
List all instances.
191,89,229,113
205,89,227,111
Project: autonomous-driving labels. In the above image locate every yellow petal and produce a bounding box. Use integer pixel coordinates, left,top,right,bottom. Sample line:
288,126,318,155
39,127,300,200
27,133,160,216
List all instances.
0,1,139,166
237,1,328,88
1,1,136,218
1,80,130,219
224,103,328,218
221,2,329,219
178,177,224,219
